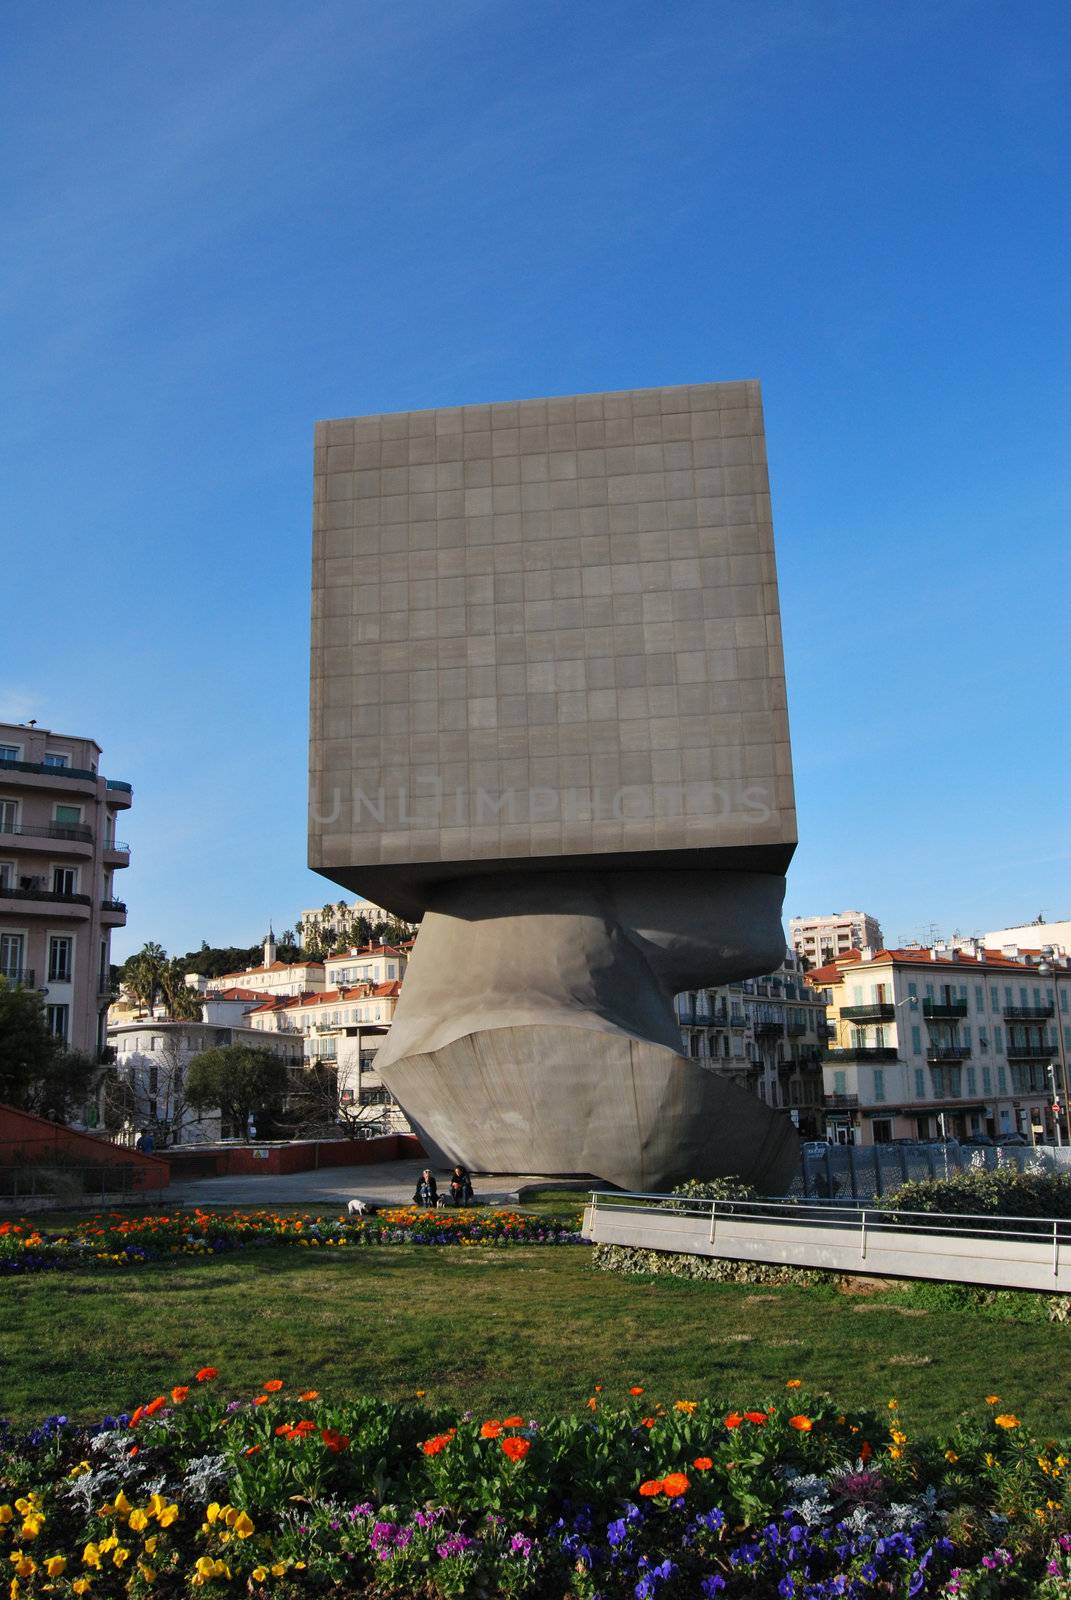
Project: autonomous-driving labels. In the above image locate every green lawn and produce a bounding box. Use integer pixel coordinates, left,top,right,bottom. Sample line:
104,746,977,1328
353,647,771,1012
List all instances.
1,1244,1066,1433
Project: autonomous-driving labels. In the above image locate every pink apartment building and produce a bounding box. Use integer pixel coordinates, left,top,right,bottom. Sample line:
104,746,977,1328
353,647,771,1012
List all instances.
0,720,131,1058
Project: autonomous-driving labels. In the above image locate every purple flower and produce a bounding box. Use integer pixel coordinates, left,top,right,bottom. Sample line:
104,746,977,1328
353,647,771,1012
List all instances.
510,1533,533,1558
701,1581,727,1597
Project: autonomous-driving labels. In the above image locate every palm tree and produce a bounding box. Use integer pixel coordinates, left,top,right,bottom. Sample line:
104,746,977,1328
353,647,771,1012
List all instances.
126,941,168,1014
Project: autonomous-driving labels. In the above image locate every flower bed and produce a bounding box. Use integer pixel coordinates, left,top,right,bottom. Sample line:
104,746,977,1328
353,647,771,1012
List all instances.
2,1376,1071,1596
0,1209,582,1277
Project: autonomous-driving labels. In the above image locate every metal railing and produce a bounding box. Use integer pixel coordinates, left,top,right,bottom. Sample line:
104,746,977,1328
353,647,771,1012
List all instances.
584,1190,1071,1289
105,779,133,794
827,1046,898,1062
842,1004,895,1022
103,838,131,853
1006,1044,1056,1061
923,999,968,1019
927,1045,972,1062
0,821,93,844
1005,1004,1054,1020
0,886,92,907
0,757,98,782
101,899,127,913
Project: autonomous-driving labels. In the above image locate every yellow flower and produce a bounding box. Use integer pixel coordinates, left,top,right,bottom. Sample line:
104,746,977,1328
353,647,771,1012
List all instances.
112,1548,131,1568
138,1564,156,1583
113,1491,131,1516
674,1400,698,1413
984,1452,996,1467
233,1512,254,1539
19,1517,43,1541
205,1503,221,1526
887,1399,898,1411
0,1508,11,1525
44,1558,66,1578
945,1449,959,1463
72,1582,92,1595
270,1564,286,1577
82,1544,101,1570
12,1562,34,1581
888,1446,903,1459
127,1510,149,1533
995,1414,1020,1430
195,1558,216,1578
985,1395,1000,1405
157,1505,178,1528
252,1569,268,1582
144,1537,158,1556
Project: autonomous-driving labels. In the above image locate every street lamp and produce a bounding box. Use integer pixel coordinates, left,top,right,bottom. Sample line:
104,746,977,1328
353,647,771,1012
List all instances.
1039,961,1071,1146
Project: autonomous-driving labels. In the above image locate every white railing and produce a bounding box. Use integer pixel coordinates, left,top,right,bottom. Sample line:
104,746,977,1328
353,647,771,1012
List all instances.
583,1191,1071,1293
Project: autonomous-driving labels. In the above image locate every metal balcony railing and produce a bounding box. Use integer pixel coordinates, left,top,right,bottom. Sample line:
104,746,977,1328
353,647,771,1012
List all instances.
0,756,98,782
0,821,93,844
1006,1043,1056,1061
923,999,968,1019
106,779,133,794
0,886,92,907
101,899,128,913
825,1092,860,1108
927,1045,972,1062
1004,1004,1055,1020
842,1003,895,1023
828,1046,898,1062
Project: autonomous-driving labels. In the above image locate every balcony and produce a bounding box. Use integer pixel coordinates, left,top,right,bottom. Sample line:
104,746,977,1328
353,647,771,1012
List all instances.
827,1046,898,1062
923,999,968,1019
106,779,133,809
101,899,128,925
1004,1004,1054,1020
755,1018,784,1037
103,838,131,862
825,1093,860,1109
1006,1043,1056,1061
927,1045,972,1063
0,885,92,916
787,1020,808,1037
0,757,98,793
841,1003,895,1023
0,820,93,847
0,968,36,989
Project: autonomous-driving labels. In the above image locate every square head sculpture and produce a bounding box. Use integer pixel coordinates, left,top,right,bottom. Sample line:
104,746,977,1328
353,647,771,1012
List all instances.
310,381,795,921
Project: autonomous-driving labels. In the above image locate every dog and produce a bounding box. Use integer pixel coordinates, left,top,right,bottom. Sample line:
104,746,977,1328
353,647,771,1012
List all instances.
346,1198,377,1217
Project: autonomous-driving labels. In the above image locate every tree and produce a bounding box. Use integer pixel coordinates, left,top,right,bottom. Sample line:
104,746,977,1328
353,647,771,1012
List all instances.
123,942,168,1013
0,978,60,1106
280,1060,394,1141
184,1045,289,1140
21,1049,100,1125
158,959,203,1021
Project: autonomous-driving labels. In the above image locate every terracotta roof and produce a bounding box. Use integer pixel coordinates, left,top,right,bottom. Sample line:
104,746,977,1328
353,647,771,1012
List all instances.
804,945,1066,987
248,980,401,1015
213,959,325,981
209,987,266,1002
325,944,406,960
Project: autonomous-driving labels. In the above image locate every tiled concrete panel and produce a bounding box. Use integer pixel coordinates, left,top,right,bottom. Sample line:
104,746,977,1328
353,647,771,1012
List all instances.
310,382,795,918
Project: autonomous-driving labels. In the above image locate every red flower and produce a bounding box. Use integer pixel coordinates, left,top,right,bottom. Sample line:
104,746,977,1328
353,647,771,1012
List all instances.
321,1427,349,1453
789,1415,813,1432
500,1436,530,1462
662,1472,690,1497
263,1379,284,1392
629,1386,645,1396
481,1420,504,1438
638,1479,663,1496
502,1415,525,1427
244,1445,261,1457
171,1386,190,1404
693,1456,713,1471
743,1411,767,1426
195,1367,219,1383
143,1396,166,1417
724,1413,743,1429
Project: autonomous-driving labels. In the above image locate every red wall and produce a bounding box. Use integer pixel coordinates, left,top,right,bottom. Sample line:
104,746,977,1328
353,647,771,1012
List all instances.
164,1133,426,1181
0,1102,170,1191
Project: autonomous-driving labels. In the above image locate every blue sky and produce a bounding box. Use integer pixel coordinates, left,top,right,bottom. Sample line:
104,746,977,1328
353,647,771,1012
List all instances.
2,0,1067,961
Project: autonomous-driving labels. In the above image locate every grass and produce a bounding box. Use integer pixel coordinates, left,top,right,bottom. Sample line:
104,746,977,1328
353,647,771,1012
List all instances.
1,1242,1067,1433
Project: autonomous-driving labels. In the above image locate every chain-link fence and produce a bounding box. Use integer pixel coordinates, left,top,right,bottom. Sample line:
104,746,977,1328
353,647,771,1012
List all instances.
795,1141,1071,1201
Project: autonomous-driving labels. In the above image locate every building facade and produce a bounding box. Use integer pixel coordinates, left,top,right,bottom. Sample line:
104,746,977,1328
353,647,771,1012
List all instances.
1,720,131,1057
984,920,1071,957
808,946,1071,1146
789,911,883,967
675,952,828,1136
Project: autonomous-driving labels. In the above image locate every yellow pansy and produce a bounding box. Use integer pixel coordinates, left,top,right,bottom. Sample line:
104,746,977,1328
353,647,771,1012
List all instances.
0,1508,11,1525
127,1510,149,1533
252,1569,268,1583
72,1582,92,1596
82,1544,101,1570
112,1548,131,1568
270,1564,286,1576
144,1537,158,1556
205,1504,222,1526
44,1557,66,1578
157,1505,179,1528
232,1512,254,1539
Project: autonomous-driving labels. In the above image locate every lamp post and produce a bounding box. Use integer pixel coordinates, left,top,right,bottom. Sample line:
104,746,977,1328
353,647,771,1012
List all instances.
1039,961,1071,1147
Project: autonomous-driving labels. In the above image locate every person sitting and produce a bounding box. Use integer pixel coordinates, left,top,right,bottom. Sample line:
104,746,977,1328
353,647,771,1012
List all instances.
413,1168,438,1208
449,1165,474,1206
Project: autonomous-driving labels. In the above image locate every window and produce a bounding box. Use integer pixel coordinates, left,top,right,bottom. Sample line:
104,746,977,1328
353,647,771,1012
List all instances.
982,1066,991,1093
914,1068,925,1097
0,932,26,979
833,1071,847,1094
52,866,77,895
54,805,82,825
45,1004,69,1040
975,986,984,1011
43,751,70,768
0,799,17,831
872,1119,893,1144
966,1066,977,1095
0,860,13,891
48,936,73,982
911,1025,921,1055
873,1068,886,1103
0,745,21,762
997,1065,1007,1093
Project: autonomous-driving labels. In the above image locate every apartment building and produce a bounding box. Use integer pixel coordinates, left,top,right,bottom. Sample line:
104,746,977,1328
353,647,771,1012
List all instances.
107,1012,303,1144
245,943,410,1128
789,910,883,967
808,945,1071,1146
186,931,326,999
0,720,132,1057
674,952,829,1137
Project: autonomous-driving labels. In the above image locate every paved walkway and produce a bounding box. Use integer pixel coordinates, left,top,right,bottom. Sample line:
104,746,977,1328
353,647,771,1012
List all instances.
166,1160,565,1210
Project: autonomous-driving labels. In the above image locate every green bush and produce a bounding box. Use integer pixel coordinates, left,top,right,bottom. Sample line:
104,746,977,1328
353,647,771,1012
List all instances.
591,1241,827,1287
670,1175,758,1202
880,1164,1071,1220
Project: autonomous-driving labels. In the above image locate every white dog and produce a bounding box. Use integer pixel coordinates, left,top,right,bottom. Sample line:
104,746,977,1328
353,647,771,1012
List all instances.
347,1198,369,1216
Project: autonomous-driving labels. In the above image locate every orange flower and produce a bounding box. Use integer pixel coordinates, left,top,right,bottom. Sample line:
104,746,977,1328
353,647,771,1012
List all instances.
128,1407,144,1430
640,1416,657,1429
638,1479,663,1496
128,1445,139,1458
662,1472,690,1497
143,1396,166,1416
243,1445,261,1457
196,1367,219,1382
786,1379,802,1389
744,1411,767,1426
985,1395,1001,1405
994,1414,1020,1430
724,1413,743,1429
171,1386,190,1404
420,1428,456,1456
503,1415,525,1427
693,1457,713,1471
299,1390,319,1402
629,1386,645,1396
321,1427,349,1453
789,1415,813,1432
414,1390,426,1398
860,1440,872,1464
253,1396,269,1407
263,1379,284,1393
586,1398,598,1411
594,1385,603,1392
500,1436,530,1462
480,1420,504,1438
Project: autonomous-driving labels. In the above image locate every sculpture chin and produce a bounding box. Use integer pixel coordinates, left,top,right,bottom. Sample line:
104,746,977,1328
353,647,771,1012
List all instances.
376,869,800,1193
